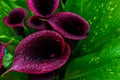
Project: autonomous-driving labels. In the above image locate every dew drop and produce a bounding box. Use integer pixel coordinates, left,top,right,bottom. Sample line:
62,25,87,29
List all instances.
116,28,120,31
114,5,118,7
108,15,112,19
96,26,99,28
101,3,104,7
110,8,114,11
116,50,120,53
56,40,60,42
95,32,98,35
90,37,95,42
77,3,80,6
106,68,112,72
109,72,114,74
100,69,104,71
103,11,106,13
27,64,31,66
118,73,120,76
89,21,92,25
50,53,55,58
109,2,112,5
95,9,99,12
93,16,97,20
105,24,108,29
83,78,86,80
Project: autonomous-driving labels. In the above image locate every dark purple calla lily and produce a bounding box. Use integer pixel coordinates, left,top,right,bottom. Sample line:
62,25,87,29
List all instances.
28,16,52,30
3,8,27,27
48,12,90,40
27,0,60,18
11,30,71,74
3,8,28,37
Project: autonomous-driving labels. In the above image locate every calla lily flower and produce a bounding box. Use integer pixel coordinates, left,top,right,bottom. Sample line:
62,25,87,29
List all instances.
48,12,90,40
2,0,90,80
10,30,71,74
28,16,52,30
27,0,89,48
27,0,60,31
48,12,90,49
27,0,60,18
27,0,89,39
1,0,120,80
3,8,28,37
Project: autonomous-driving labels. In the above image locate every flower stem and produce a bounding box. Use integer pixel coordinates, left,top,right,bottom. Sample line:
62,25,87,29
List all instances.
13,27,26,38
2,68,12,77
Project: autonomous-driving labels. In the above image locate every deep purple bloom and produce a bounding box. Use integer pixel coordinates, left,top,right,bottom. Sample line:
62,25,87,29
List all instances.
3,8,28,37
27,0,89,40
11,30,71,74
27,0,60,31
48,12,90,40
2,0,90,79
27,0,90,49
3,8,27,27
47,12,90,48
28,16,52,30
27,0,60,18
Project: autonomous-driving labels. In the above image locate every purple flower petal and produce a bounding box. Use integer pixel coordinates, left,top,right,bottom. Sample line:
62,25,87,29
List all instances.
3,8,27,37
48,12,90,40
27,0,60,18
11,30,71,74
3,8,27,27
0,43,7,69
28,16,52,30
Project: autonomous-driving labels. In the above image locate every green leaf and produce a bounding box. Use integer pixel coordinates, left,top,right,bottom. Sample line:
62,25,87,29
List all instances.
64,0,120,55
64,38,120,80
14,0,28,9
0,0,16,36
0,71,29,80
56,0,65,13
64,1,120,79
1,0,19,9
0,35,23,45
14,0,32,16
0,35,23,54
3,53,13,68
